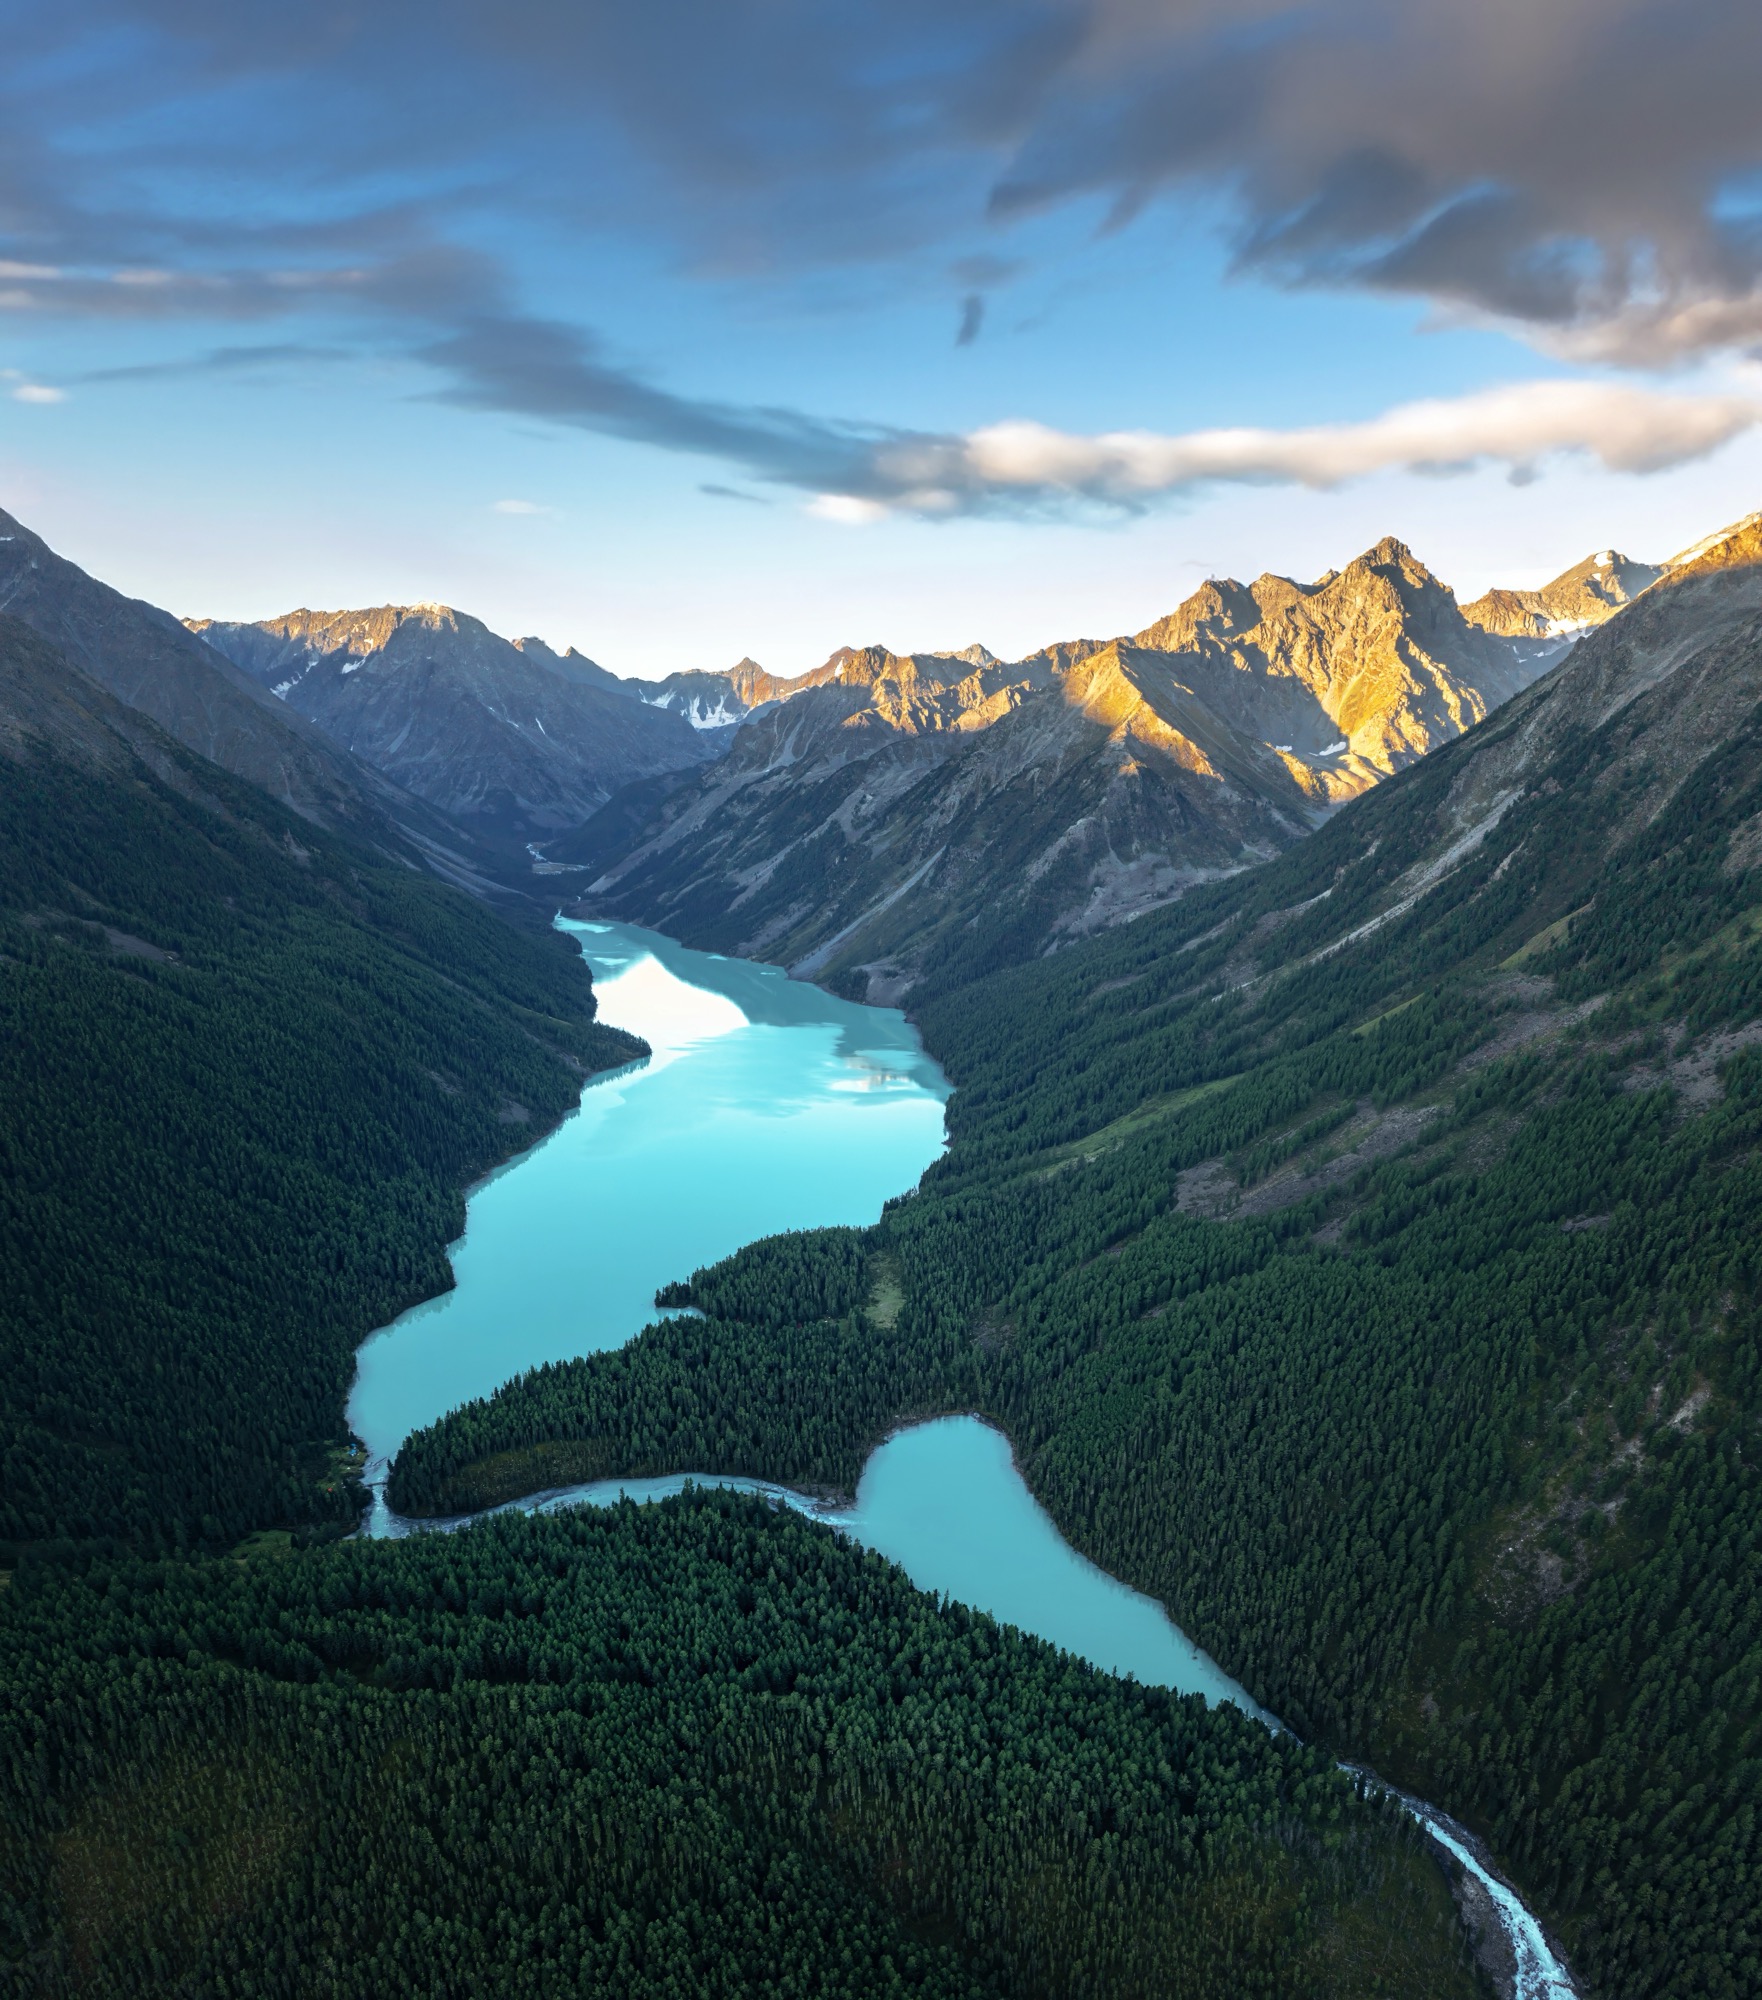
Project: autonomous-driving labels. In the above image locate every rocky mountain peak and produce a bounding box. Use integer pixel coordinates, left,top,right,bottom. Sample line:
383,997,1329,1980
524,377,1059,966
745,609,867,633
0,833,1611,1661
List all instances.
1131,577,1260,652
1663,510,1762,578
1360,533,1417,570
193,596,720,846
1461,545,1663,641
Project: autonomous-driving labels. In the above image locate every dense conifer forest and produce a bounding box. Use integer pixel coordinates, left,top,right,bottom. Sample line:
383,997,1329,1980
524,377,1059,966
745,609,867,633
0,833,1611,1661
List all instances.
0,709,642,1552
393,673,1762,1996
0,1492,1473,1998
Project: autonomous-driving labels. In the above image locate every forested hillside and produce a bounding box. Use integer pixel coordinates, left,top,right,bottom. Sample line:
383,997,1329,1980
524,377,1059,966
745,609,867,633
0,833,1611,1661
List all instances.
394,537,1762,1997
0,1491,1473,1999
0,614,642,1551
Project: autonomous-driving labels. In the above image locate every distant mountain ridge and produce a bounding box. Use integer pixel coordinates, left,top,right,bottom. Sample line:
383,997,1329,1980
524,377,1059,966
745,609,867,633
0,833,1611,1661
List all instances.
193,603,721,847
554,535,1622,998
1460,547,1661,647
170,530,1671,954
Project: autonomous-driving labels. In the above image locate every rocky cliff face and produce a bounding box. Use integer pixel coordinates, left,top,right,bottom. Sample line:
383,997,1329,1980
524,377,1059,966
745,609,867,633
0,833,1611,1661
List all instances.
1127,537,1541,779
1160,508,1762,1012
193,604,720,847
553,537,1567,997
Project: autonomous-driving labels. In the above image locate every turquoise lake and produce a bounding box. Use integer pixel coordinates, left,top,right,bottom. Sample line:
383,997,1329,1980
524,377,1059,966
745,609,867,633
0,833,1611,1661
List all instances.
351,917,1258,1711
349,919,949,1475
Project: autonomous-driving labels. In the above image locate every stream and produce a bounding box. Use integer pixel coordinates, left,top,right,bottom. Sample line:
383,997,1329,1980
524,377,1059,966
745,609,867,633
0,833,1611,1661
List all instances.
350,917,1575,1999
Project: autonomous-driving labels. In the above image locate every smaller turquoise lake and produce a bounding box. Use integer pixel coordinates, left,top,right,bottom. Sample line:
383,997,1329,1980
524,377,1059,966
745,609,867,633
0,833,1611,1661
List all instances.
433,1416,1270,1720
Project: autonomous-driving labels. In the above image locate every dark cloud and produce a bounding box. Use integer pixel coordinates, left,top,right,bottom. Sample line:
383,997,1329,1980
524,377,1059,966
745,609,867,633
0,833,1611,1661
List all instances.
950,254,1023,289
983,0,1762,359
6,0,1762,423
955,295,985,345
419,314,922,498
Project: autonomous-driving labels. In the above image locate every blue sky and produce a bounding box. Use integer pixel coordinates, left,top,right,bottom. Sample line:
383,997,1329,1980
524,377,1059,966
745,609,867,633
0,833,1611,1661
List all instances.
6,0,1762,675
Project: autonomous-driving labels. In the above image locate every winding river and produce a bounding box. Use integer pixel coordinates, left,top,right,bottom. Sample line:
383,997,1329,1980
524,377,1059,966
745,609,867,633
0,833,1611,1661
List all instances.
350,917,1574,2000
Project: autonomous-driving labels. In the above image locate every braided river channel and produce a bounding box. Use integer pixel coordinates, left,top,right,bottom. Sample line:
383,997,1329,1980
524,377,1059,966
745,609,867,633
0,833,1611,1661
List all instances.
349,917,1574,1999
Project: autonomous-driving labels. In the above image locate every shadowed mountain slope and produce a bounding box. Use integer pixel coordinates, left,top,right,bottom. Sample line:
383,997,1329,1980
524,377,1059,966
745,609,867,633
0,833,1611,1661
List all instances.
0,607,642,1549
194,603,720,847
0,510,399,833
0,509,545,905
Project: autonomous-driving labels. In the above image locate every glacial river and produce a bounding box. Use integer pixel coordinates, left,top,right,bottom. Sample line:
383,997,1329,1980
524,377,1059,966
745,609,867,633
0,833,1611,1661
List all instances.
350,917,1573,1999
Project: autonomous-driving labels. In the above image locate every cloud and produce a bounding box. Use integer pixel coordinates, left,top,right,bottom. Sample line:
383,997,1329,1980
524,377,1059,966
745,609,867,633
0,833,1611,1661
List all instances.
414,313,1761,515
8,0,1759,369
11,382,64,403
981,2,1762,364
141,3,1762,360
808,495,892,525
5,0,1762,515
492,497,545,514
421,313,896,495
935,381,1762,507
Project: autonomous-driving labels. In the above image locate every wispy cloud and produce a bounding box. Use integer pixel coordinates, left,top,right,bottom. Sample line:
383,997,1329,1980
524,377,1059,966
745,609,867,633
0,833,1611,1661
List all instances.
414,317,1762,515
931,382,1762,507
11,382,65,404
78,342,348,383
492,497,545,515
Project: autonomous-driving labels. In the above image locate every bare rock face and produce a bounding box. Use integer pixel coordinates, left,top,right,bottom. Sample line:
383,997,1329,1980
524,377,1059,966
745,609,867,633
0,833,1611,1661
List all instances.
1130,537,1540,780
555,536,1566,997
192,604,721,847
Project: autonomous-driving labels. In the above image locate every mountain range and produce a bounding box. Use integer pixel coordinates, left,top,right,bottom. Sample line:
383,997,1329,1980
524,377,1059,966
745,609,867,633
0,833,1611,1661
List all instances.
0,508,1673,971
553,537,1648,998
191,604,722,848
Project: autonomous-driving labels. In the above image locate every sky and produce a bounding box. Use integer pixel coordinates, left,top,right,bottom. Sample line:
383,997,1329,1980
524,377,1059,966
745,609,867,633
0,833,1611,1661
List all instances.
5,0,1762,676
